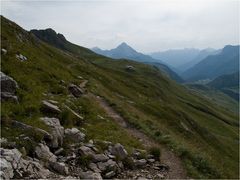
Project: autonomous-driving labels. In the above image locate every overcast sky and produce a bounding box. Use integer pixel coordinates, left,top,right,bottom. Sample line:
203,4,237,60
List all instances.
1,0,239,53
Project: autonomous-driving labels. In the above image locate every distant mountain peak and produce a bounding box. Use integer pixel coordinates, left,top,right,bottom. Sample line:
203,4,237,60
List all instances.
92,46,101,51
116,42,132,49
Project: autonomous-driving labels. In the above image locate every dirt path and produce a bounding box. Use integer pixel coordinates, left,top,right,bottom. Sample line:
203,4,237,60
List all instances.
89,93,187,179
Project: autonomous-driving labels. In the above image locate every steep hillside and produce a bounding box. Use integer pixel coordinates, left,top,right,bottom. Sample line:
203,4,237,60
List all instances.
144,62,184,83
208,72,239,89
1,16,239,179
90,42,183,83
207,72,239,101
186,84,239,113
182,45,239,81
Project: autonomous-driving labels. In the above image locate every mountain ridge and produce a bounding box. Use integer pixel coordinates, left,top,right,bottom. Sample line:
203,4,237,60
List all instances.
182,45,239,82
91,42,184,82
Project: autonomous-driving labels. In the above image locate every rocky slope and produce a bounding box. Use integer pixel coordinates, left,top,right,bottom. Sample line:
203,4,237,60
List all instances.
0,73,166,179
1,16,239,179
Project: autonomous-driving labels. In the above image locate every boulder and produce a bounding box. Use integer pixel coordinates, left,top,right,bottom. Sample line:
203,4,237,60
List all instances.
89,163,101,173
97,159,117,173
0,72,19,102
104,171,115,178
78,146,95,157
49,161,69,175
16,54,27,61
40,117,64,148
134,159,147,167
35,143,57,162
92,154,109,163
80,171,102,180
125,65,135,71
68,84,84,97
41,100,61,114
12,120,53,142
0,157,13,179
0,72,18,93
1,92,18,102
110,143,128,160
65,128,85,143
0,148,51,179
1,48,7,55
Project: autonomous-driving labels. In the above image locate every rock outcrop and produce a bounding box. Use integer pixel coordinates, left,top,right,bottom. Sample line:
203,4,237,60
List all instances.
16,54,27,61
35,143,57,162
40,117,64,148
65,128,85,143
109,143,128,160
68,84,84,97
41,100,61,115
0,72,19,102
0,148,52,179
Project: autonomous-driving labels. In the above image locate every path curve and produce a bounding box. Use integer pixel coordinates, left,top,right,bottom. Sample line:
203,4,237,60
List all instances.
89,93,187,179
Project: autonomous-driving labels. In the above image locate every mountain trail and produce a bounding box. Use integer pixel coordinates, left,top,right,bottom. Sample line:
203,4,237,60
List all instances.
88,93,187,179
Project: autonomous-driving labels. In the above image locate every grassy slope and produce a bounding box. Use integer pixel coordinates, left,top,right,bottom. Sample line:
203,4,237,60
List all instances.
1,16,239,178
186,84,239,113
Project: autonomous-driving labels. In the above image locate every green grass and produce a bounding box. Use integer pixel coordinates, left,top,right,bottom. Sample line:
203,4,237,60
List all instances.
1,16,239,179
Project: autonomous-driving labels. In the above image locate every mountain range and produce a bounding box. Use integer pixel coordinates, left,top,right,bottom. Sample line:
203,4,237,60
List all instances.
149,48,219,72
1,16,239,179
92,43,184,83
182,45,239,82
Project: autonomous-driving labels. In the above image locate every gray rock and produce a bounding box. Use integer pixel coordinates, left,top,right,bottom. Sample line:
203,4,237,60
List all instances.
104,171,115,178
68,84,84,97
49,161,69,175
110,143,128,160
11,120,52,142
1,48,7,55
0,72,19,102
125,65,135,71
65,128,85,143
154,163,169,171
0,157,13,179
40,117,64,148
89,163,101,173
1,92,18,102
105,159,117,172
54,148,64,156
97,162,108,172
97,159,117,172
92,154,109,163
41,100,61,114
64,105,84,121
0,148,51,179
16,54,27,61
35,143,57,162
134,159,147,167
107,154,116,159
0,72,18,94
48,100,59,104
80,171,102,179
78,146,95,157
147,158,155,163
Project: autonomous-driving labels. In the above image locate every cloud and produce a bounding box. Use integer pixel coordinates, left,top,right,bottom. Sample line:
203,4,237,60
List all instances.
1,0,239,52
